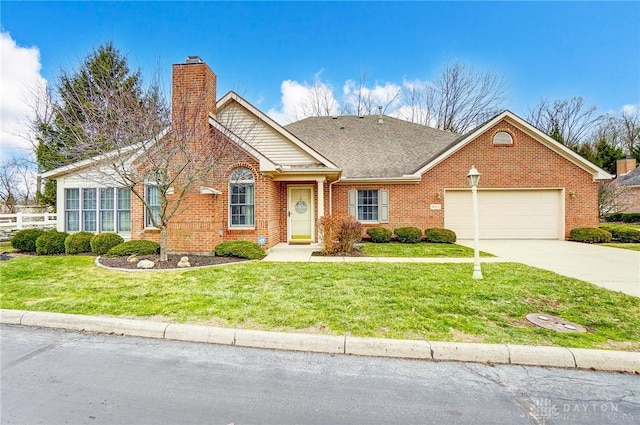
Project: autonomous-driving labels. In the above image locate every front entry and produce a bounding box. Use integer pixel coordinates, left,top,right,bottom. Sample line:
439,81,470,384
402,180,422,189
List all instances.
288,185,314,243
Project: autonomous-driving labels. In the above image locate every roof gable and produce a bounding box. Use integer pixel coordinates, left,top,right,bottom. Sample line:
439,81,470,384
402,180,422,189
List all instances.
216,92,338,170
413,110,613,180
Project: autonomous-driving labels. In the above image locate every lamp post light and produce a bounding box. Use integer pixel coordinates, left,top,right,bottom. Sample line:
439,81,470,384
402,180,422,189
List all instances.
467,166,483,280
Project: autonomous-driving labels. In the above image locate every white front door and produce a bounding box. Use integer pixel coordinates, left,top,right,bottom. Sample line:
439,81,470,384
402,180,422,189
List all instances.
288,186,314,242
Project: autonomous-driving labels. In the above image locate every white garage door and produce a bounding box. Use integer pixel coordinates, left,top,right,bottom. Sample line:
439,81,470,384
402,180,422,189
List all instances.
444,190,563,239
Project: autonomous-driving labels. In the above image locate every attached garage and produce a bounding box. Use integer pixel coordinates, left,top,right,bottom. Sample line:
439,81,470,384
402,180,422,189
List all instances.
444,189,564,239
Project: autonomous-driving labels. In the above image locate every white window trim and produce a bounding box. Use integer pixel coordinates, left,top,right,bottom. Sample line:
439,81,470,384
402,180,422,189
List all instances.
228,168,255,230
348,189,389,224
64,187,131,234
144,184,161,229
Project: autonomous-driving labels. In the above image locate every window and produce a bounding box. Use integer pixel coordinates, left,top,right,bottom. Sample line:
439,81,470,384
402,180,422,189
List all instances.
493,131,513,145
358,190,379,221
348,189,389,223
229,168,254,227
145,185,161,228
100,188,115,232
64,187,131,233
82,188,97,232
117,188,131,232
65,189,80,232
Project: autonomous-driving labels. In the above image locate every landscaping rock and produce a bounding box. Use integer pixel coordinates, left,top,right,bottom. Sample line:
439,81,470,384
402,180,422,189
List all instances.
177,256,191,268
136,259,155,269
127,255,139,263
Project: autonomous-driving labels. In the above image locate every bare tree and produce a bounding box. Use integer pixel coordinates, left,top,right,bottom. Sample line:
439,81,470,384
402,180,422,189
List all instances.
0,157,37,213
300,78,340,118
35,63,240,261
342,71,402,116
619,109,640,156
598,181,635,218
428,62,508,133
527,97,602,149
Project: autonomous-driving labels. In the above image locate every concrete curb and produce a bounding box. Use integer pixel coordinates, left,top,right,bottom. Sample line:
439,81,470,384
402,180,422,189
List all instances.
2,309,638,373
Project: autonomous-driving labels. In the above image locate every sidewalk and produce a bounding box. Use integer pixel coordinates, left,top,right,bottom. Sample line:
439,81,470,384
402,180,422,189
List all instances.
2,309,638,373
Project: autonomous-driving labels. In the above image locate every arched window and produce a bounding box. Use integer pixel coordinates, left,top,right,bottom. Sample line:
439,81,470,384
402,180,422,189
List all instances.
229,168,255,227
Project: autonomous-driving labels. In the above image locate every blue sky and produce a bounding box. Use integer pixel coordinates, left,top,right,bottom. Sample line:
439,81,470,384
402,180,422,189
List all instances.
1,1,639,159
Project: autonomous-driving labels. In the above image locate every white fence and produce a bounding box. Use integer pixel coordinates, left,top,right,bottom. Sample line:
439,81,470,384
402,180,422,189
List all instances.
0,213,58,230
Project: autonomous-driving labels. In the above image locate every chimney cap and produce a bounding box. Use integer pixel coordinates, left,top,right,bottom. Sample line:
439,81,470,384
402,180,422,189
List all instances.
185,55,204,64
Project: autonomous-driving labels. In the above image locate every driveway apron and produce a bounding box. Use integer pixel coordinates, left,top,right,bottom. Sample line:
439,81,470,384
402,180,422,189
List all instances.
459,240,640,297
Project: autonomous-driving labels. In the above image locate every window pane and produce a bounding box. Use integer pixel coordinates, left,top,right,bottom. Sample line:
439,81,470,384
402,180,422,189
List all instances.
83,211,96,232
118,211,131,232
65,189,79,210
100,211,114,232
100,188,114,210
82,188,96,210
117,188,131,210
65,211,79,232
229,181,254,227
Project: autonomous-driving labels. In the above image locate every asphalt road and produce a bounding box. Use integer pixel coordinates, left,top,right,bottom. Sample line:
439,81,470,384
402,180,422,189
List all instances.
1,325,638,425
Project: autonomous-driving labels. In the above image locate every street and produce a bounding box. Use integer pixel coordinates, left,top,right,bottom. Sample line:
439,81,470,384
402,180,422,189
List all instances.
1,325,638,425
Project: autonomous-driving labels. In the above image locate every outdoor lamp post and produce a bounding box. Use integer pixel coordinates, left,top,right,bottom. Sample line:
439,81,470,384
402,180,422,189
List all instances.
467,166,483,280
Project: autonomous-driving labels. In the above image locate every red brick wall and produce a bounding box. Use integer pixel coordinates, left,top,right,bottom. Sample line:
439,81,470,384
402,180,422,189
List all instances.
328,119,599,238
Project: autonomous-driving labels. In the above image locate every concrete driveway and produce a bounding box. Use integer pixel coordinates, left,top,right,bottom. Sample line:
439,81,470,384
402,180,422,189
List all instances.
459,240,640,297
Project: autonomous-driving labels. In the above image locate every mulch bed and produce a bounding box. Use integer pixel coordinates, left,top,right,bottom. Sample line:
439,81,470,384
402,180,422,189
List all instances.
98,254,246,270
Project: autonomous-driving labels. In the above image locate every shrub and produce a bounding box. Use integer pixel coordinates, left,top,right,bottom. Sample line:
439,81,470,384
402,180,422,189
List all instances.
621,213,640,223
366,227,392,243
394,227,422,244
600,225,640,243
91,232,125,255
319,215,342,255
214,241,265,260
605,212,624,222
425,228,457,244
570,227,612,244
64,231,94,254
35,230,69,255
107,240,160,257
10,228,46,252
337,216,363,254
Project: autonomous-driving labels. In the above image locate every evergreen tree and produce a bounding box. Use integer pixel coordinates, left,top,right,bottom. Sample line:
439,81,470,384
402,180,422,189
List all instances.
34,42,147,207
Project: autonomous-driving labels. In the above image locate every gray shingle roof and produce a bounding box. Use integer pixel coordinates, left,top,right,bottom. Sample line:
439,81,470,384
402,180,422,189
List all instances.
284,116,459,178
618,166,640,186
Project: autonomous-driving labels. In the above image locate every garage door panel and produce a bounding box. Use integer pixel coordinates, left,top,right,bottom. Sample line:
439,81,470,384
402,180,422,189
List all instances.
444,190,562,239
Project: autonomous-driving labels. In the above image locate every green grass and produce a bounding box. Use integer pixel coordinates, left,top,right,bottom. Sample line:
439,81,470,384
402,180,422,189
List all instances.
602,243,640,251
2,256,638,351
361,242,494,257
0,241,14,253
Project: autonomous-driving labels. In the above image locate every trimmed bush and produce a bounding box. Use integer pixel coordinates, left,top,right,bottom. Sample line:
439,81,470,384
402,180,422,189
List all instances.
394,227,422,244
64,231,94,254
91,232,125,255
35,230,69,255
107,240,160,257
605,212,624,222
10,228,46,253
366,227,392,243
600,225,640,243
214,241,265,260
570,227,612,244
425,228,457,244
621,213,640,223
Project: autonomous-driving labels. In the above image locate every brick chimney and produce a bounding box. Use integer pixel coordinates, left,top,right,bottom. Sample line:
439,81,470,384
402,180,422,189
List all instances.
171,56,217,135
616,158,637,177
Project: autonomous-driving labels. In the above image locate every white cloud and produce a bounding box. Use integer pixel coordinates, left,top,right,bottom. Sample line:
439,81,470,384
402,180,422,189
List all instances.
0,31,46,160
343,80,403,115
622,104,638,115
267,79,339,125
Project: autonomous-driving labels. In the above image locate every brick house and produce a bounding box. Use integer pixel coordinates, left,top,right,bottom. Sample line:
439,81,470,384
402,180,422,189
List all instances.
43,58,611,252
615,159,640,213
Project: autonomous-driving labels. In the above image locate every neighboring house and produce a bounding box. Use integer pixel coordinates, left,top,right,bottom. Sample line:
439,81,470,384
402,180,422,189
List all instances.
42,58,611,252
615,159,640,213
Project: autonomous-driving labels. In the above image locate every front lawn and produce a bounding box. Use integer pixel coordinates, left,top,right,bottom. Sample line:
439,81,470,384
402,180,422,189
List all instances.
361,242,494,257
2,256,638,351
602,243,640,252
